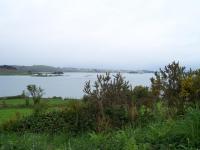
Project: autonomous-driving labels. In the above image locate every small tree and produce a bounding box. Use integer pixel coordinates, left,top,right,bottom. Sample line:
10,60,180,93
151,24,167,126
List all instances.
83,73,132,114
151,61,186,113
83,73,133,130
27,84,44,105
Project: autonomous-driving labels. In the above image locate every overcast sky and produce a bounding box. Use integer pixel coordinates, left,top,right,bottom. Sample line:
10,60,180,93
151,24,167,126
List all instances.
0,0,200,70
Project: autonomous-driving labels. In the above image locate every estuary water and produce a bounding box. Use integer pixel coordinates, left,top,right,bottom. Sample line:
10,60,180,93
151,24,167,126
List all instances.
0,73,154,98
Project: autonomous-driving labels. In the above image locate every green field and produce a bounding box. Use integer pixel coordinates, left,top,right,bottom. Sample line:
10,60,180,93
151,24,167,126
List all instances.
0,108,32,124
0,98,32,106
0,98,70,106
0,98,72,125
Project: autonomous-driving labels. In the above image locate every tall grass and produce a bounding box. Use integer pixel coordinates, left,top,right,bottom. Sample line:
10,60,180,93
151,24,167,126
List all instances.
1,107,200,150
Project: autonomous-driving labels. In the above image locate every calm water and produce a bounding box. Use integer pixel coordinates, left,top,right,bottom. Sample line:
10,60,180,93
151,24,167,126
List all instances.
0,73,154,98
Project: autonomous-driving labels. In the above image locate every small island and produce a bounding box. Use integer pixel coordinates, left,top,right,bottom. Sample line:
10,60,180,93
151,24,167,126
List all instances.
32,72,64,77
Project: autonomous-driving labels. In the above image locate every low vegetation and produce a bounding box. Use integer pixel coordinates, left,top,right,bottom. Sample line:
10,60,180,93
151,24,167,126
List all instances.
1,61,200,149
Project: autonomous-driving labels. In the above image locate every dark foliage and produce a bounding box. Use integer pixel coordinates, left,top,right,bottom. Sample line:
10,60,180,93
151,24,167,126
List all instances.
3,102,96,134
0,65,17,70
83,73,134,131
151,61,187,114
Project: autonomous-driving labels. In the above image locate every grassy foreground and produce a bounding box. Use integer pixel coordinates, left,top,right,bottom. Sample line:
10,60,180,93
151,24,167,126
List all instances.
1,107,200,150
0,98,200,149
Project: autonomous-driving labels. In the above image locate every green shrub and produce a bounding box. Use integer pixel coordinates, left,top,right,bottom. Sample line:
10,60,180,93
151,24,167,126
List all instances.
170,107,200,147
132,86,149,99
105,105,129,128
3,101,96,134
62,101,97,134
32,102,48,115
135,107,200,149
83,73,134,130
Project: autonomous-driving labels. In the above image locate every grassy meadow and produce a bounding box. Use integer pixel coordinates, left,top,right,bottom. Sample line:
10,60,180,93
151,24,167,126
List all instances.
0,108,32,125
0,98,71,125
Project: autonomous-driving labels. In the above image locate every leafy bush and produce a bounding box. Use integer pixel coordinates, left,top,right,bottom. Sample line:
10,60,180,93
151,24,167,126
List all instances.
105,105,129,128
133,85,155,113
3,101,96,134
132,86,149,99
32,102,48,115
170,107,200,147
180,72,200,105
83,73,133,130
134,107,200,149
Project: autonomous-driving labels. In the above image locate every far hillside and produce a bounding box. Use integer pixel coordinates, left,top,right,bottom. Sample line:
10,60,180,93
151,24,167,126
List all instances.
0,65,154,75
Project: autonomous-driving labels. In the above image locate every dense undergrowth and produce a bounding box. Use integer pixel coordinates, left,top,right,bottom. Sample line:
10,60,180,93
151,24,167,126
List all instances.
1,107,200,150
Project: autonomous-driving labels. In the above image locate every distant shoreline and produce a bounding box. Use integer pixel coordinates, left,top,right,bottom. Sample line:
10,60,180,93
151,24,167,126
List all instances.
0,72,154,76
0,71,155,76
0,65,155,75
